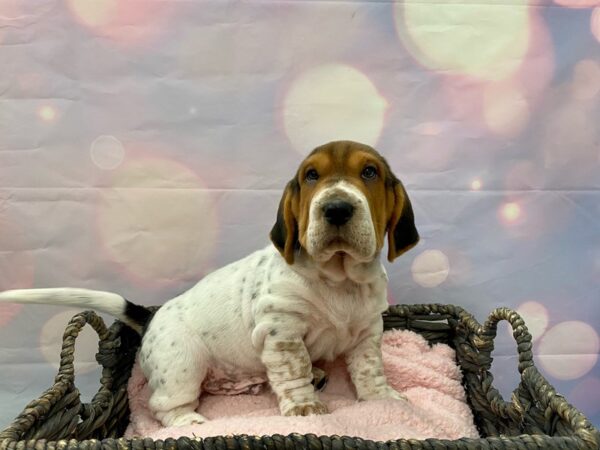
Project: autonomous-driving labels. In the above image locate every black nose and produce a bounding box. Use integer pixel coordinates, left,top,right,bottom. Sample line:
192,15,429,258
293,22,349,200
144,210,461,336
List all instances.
322,201,354,226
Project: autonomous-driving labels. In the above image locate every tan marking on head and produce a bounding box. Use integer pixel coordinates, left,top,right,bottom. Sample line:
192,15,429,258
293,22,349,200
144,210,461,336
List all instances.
296,142,391,250
270,140,419,264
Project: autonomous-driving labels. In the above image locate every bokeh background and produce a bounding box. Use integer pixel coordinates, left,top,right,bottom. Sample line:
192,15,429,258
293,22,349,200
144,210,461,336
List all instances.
1,0,599,430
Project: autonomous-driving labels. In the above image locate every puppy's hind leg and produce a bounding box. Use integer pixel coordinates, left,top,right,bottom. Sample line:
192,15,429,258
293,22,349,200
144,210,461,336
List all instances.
142,331,209,427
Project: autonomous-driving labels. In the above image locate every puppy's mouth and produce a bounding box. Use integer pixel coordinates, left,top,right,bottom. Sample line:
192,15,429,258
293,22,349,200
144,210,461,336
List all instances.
312,235,359,261
327,236,348,247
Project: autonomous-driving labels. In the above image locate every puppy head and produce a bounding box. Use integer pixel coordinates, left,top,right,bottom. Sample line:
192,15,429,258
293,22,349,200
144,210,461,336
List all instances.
270,141,419,264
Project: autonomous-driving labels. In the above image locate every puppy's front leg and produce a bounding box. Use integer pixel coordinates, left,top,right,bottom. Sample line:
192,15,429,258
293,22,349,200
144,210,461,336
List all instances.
345,329,406,402
261,334,328,416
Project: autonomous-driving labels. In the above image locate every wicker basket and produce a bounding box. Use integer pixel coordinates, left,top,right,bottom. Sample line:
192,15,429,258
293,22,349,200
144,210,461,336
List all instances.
1,304,598,450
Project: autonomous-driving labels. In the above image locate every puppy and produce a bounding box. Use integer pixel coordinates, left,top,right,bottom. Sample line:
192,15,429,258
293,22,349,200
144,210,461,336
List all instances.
0,140,419,427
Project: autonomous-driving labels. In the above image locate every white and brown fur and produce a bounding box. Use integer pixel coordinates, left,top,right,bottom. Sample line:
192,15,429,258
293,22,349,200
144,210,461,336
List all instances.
0,140,419,427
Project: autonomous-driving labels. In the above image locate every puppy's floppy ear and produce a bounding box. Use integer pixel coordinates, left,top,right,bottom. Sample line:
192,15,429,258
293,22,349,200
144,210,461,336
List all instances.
387,180,419,262
270,179,300,264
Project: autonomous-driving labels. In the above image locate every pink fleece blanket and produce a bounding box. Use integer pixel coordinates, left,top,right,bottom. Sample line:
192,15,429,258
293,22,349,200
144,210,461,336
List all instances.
125,329,479,441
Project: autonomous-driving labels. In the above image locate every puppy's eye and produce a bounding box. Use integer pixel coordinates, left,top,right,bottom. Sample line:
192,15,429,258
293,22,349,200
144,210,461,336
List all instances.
305,169,319,182
361,165,377,180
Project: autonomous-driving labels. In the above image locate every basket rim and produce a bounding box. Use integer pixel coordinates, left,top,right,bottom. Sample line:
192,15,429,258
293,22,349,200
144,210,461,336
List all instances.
1,304,599,450
0,431,597,450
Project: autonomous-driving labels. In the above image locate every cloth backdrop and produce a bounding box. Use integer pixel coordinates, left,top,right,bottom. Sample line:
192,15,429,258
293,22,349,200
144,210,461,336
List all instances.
0,0,599,429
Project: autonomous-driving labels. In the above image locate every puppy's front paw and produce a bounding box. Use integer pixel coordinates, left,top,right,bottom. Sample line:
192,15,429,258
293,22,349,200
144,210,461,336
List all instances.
283,400,328,416
384,388,408,401
162,411,207,427
360,386,408,402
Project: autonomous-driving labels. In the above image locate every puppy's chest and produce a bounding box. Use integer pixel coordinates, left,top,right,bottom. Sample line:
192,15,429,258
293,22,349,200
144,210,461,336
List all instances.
304,281,384,361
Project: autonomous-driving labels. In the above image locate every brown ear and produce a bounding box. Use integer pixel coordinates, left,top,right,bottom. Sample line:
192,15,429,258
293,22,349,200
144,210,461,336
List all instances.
270,180,299,264
387,181,419,262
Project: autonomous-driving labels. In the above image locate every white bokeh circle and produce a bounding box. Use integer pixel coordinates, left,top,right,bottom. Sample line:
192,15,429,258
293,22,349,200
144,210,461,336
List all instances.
97,157,218,283
37,105,57,122
515,301,549,342
283,64,387,153
499,202,522,225
65,0,170,44
537,321,600,380
68,0,118,27
90,135,125,170
396,0,530,80
411,249,450,288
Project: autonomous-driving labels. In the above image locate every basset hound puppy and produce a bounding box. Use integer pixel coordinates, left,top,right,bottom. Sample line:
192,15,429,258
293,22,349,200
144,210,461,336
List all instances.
0,140,419,427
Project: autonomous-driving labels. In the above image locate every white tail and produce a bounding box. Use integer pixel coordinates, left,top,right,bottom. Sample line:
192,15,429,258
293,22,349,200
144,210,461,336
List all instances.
0,288,148,333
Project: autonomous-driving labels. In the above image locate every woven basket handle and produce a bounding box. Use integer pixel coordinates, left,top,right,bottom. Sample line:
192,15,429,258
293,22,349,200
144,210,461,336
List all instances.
54,310,112,386
458,307,535,423
0,311,115,442
54,310,124,438
479,307,535,374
